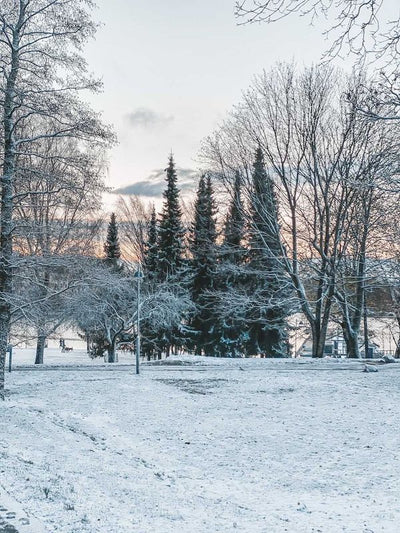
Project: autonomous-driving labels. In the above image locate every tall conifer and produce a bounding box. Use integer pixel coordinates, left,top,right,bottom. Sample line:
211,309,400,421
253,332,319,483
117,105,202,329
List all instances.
224,171,245,254
143,205,158,279
214,171,248,356
247,147,289,357
104,213,121,260
189,174,217,355
157,155,185,280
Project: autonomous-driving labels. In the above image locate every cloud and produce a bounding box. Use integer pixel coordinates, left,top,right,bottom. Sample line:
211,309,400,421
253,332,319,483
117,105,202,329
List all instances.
125,107,174,129
113,167,197,198
113,181,166,197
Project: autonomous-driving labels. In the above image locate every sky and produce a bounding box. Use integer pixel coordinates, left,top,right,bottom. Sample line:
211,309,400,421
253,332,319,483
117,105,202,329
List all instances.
83,0,397,211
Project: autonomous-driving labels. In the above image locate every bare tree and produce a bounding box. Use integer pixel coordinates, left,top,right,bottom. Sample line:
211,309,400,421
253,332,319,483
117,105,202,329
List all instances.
9,254,86,351
116,195,151,262
71,262,139,363
235,0,400,64
334,180,398,358
0,0,112,396
71,261,193,362
11,133,105,363
370,207,400,357
235,1,400,123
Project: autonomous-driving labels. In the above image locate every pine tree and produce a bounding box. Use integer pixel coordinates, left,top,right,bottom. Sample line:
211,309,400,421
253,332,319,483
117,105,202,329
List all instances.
141,205,160,359
246,147,289,357
224,171,245,254
143,205,158,279
189,174,218,355
157,155,185,280
104,213,121,260
214,171,248,356
89,212,121,359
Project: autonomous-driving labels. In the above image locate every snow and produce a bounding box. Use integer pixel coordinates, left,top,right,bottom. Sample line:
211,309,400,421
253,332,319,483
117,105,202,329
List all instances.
1,350,400,532
9,347,136,367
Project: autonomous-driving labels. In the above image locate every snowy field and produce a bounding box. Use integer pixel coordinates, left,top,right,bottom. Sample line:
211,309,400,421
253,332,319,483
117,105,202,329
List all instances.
1,350,400,533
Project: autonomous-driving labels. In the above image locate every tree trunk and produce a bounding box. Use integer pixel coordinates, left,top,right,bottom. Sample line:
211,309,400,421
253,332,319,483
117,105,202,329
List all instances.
311,321,328,358
346,333,360,359
107,338,117,363
395,340,400,359
0,106,15,395
342,322,360,359
0,317,9,399
394,307,400,358
363,293,369,359
0,8,22,399
35,334,46,365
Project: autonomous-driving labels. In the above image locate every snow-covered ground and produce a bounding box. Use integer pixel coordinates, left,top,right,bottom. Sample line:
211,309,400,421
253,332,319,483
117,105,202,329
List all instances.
1,350,400,532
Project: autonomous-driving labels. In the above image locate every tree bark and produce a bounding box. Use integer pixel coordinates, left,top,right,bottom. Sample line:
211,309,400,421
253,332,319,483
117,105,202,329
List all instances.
107,338,117,363
0,318,8,399
35,334,47,365
342,326,360,359
395,341,400,358
311,321,329,358
0,7,23,398
363,292,369,358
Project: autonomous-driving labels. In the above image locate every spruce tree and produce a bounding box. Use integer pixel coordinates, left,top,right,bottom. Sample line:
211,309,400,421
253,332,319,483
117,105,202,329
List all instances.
246,147,289,357
155,155,186,356
189,174,218,355
157,154,185,280
104,213,121,260
214,171,247,356
143,205,158,279
141,205,160,359
224,171,245,257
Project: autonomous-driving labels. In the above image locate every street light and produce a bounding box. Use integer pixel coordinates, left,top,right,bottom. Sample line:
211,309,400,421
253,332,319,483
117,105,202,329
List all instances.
134,265,144,375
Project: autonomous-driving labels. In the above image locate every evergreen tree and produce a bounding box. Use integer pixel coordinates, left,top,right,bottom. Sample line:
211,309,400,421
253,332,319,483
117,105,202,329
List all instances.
246,147,289,357
104,213,121,260
143,205,158,279
157,155,185,280
155,155,186,356
189,174,218,355
214,171,248,356
141,205,160,359
224,171,245,254
87,214,122,357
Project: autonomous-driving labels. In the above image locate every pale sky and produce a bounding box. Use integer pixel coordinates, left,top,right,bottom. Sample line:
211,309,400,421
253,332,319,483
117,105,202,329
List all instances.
84,0,398,210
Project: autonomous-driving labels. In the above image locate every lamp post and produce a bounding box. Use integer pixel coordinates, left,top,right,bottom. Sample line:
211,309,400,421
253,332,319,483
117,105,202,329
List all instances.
134,265,144,375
